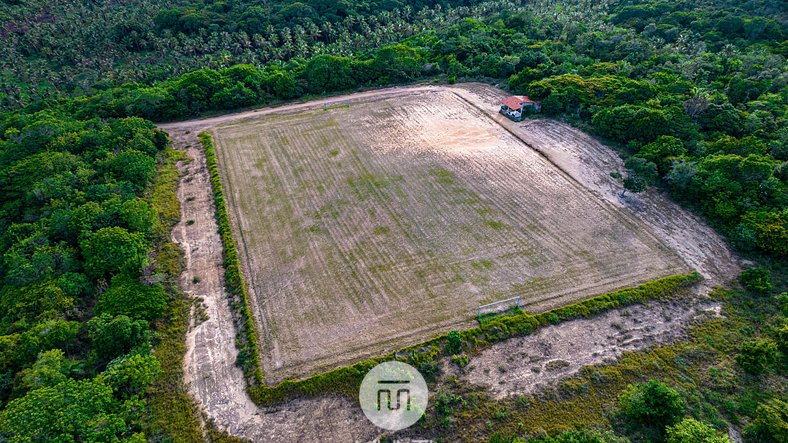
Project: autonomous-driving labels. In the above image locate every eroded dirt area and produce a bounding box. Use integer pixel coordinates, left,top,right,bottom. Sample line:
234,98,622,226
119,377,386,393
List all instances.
160,83,739,442
451,297,722,399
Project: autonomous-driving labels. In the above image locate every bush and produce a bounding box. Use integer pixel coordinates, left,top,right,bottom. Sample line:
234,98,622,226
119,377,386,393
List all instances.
619,379,686,427
743,398,788,443
88,313,150,363
446,330,463,355
95,274,167,321
80,227,149,279
738,267,772,294
666,418,731,443
735,338,779,374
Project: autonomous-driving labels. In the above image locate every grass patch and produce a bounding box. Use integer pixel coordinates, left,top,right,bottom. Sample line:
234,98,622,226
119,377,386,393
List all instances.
373,226,390,235
323,104,350,111
430,167,457,185
472,259,495,271
485,220,505,230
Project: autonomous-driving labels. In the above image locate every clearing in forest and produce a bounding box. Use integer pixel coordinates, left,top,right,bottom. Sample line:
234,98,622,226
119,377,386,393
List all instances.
209,86,686,383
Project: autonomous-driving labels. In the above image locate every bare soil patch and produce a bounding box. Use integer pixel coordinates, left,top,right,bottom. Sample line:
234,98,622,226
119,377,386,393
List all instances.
451,297,722,399
207,86,686,383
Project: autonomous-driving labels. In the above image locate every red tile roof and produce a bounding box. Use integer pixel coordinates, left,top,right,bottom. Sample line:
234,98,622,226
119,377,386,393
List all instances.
501,95,539,110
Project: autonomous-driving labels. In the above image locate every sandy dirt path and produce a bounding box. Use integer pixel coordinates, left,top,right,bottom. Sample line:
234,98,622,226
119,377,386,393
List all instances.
160,83,740,442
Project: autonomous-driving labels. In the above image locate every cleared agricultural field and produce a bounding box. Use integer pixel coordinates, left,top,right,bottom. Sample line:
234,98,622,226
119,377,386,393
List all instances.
211,87,686,383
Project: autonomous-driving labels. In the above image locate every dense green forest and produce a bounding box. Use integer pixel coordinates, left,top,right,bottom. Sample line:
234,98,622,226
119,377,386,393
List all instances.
0,0,785,441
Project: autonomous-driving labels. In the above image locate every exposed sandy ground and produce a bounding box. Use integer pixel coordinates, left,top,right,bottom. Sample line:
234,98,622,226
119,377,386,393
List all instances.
451,297,722,399
160,83,739,442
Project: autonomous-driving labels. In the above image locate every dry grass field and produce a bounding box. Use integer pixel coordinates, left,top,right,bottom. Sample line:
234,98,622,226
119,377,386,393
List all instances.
210,87,687,383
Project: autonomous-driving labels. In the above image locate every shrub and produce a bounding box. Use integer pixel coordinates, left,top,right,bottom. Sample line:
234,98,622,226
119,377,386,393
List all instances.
451,354,470,368
80,227,149,279
619,379,686,427
87,313,150,363
735,338,779,374
95,274,168,321
666,418,731,443
446,330,463,355
738,267,772,293
527,429,631,442
743,398,788,443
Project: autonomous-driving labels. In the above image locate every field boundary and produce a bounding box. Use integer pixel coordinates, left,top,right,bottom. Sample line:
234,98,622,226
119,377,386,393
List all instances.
200,131,265,386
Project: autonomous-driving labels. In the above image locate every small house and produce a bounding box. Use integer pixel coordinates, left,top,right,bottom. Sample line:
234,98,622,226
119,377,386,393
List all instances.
500,95,541,121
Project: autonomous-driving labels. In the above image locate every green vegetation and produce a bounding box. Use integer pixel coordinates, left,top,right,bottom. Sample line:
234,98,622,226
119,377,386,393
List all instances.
738,267,772,293
619,379,686,428
0,108,197,440
2,1,782,258
666,418,732,443
0,0,784,440
415,265,787,442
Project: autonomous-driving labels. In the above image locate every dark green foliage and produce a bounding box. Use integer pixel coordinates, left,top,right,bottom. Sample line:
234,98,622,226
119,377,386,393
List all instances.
742,398,788,443
735,338,779,374
636,136,688,176
593,105,671,143
80,227,149,279
109,150,157,192
95,274,168,322
103,353,161,398
739,267,772,294
621,157,659,196
618,379,686,427
18,350,71,391
0,377,141,442
446,330,463,355
0,108,171,439
88,314,151,363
